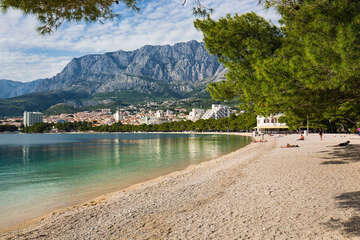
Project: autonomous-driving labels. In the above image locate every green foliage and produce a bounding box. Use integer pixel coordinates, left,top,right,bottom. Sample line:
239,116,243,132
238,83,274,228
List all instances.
194,12,282,110
55,121,93,132
0,0,139,34
195,2,360,131
0,89,220,117
23,123,52,133
95,113,256,132
44,104,78,115
93,90,178,105
0,0,211,34
0,124,18,132
0,90,90,117
22,114,256,133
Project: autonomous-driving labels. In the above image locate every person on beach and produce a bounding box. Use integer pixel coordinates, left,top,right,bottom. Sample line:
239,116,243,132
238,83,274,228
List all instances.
338,140,350,146
297,135,304,141
319,129,323,141
281,143,299,148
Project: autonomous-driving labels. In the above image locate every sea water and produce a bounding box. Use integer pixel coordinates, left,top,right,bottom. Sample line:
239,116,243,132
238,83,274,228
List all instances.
0,133,250,228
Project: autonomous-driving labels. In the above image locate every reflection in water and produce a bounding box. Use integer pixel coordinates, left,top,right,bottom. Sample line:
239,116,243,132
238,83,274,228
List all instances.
113,138,121,166
154,137,161,162
0,133,250,228
22,145,30,165
188,138,197,160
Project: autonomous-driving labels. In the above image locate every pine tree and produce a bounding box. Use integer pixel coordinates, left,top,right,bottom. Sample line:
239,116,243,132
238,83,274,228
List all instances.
194,0,360,131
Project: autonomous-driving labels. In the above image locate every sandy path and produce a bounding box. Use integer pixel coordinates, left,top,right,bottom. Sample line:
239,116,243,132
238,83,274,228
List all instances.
1,134,360,239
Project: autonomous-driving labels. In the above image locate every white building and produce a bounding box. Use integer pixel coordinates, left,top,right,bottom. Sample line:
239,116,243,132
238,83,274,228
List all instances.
166,110,174,116
256,113,288,132
23,111,43,127
201,104,231,120
155,110,165,118
113,110,123,123
142,116,166,125
188,108,205,121
100,109,111,114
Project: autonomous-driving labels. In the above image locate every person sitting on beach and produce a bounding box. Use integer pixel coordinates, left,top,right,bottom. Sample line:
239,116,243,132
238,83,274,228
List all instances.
338,141,350,146
281,143,299,148
253,139,268,143
297,135,305,141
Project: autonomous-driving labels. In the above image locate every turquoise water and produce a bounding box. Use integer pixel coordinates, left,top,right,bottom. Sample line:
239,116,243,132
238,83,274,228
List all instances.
0,133,250,228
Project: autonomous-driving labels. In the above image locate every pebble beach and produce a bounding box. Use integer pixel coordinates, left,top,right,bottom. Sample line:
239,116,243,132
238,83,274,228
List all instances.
1,133,360,240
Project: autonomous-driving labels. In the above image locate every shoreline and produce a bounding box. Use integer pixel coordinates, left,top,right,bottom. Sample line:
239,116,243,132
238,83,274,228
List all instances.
0,132,253,233
6,131,253,135
3,134,360,239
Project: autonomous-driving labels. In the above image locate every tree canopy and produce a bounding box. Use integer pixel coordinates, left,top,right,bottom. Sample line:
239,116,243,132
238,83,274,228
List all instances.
0,0,139,34
22,113,256,133
195,0,360,131
0,0,209,34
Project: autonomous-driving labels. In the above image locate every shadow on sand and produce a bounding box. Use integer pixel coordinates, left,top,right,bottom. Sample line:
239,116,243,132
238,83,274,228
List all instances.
320,144,360,165
322,144,360,235
325,192,360,236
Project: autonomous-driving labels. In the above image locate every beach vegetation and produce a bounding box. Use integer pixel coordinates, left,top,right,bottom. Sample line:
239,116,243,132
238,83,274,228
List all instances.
22,113,256,133
22,123,52,133
194,0,360,132
0,124,18,132
0,0,208,34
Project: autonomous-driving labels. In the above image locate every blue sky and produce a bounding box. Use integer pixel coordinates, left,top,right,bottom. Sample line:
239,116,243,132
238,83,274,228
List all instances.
0,0,279,82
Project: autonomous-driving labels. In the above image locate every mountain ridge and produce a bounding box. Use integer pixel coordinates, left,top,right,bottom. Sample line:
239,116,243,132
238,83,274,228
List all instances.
0,40,225,99
0,40,228,116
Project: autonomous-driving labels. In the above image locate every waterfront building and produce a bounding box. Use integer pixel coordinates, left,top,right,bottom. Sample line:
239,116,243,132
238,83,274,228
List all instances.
166,110,174,116
155,110,165,118
142,116,167,125
23,111,43,127
188,108,205,121
113,110,123,123
256,114,288,133
201,104,230,120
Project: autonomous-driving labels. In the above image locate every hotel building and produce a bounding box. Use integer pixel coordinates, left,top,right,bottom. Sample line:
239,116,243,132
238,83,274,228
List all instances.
256,113,288,133
23,111,43,127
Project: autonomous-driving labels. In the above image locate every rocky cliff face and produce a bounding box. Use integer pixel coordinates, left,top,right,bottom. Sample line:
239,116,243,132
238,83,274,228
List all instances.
0,40,225,99
0,80,26,98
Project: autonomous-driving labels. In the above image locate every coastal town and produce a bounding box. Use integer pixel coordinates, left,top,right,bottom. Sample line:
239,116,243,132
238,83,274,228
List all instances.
1,103,235,128
2,0,360,239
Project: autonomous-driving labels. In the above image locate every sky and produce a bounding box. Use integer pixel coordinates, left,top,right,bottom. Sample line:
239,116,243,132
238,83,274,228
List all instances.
0,0,279,82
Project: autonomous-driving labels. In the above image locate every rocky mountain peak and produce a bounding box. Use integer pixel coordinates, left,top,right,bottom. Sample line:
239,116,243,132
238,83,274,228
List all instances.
0,40,225,99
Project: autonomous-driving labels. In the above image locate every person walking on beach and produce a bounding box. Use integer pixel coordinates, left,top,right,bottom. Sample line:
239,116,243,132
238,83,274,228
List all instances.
319,129,323,141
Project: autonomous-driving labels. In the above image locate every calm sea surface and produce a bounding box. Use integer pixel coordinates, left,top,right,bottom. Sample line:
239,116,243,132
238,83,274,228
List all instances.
0,133,250,228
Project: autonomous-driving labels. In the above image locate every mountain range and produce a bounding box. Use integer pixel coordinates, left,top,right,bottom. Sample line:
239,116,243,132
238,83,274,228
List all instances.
0,40,226,117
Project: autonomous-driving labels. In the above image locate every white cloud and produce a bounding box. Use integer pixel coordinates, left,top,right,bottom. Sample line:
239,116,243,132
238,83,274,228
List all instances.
0,50,71,81
0,0,280,82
